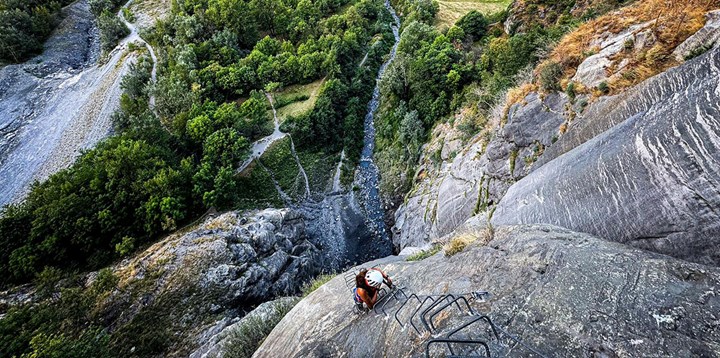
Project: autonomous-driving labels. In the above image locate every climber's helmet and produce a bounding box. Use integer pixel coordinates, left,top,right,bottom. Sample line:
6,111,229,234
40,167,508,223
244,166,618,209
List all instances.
365,270,383,288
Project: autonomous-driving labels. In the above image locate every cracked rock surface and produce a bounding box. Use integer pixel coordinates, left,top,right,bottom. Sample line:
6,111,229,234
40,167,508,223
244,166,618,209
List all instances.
392,92,568,249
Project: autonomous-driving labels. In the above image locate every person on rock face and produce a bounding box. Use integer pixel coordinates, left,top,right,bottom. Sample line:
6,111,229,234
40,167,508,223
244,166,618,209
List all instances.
353,267,394,312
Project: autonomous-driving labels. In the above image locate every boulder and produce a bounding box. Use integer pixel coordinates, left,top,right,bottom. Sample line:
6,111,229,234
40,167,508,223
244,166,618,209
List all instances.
673,10,720,61
494,46,720,266
256,225,720,357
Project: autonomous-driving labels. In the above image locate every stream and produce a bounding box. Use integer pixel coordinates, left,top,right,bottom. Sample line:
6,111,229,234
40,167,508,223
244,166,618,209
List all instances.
352,0,401,255
238,0,402,268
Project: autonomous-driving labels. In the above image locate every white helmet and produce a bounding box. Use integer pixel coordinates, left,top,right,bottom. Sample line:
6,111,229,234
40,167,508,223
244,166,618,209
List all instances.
365,270,383,288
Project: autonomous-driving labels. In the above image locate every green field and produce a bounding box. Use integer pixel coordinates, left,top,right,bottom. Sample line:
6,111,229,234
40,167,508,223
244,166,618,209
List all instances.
275,79,325,121
435,0,511,28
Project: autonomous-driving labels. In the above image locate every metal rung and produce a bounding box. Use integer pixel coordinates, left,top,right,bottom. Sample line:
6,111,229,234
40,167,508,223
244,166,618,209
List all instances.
448,315,549,358
409,296,437,335
394,293,422,329
421,294,463,332
429,296,475,331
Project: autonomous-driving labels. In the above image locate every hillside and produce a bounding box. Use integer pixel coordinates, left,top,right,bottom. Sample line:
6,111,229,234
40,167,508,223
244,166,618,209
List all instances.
1,0,720,356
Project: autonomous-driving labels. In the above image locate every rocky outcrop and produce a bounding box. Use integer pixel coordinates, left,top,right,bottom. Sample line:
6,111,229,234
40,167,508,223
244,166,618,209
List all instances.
493,45,720,266
392,92,568,249
673,10,720,61
571,21,654,88
256,225,720,357
109,209,322,310
80,209,328,356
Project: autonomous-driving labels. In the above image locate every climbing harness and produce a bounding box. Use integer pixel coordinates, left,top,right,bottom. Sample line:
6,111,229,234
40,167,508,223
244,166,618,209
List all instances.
343,270,548,357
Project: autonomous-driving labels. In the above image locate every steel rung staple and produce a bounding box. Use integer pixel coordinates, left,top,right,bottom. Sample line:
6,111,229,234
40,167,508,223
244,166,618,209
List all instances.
429,296,475,331
394,293,422,328
421,294,461,332
409,296,437,336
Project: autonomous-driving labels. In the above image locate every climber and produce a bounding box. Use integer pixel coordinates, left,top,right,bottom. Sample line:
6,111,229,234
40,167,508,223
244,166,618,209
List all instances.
353,267,394,312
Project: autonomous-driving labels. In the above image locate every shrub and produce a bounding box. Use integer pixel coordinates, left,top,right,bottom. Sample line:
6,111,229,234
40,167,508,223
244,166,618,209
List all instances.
98,11,129,52
565,82,576,102
538,61,563,91
222,299,297,358
0,0,68,62
684,42,714,61
456,10,488,40
300,273,335,297
406,245,441,261
597,81,610,94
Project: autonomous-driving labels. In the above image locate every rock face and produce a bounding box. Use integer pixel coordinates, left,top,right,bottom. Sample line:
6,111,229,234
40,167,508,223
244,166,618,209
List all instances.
87,208,327,356
111,209,323,308
256,225,720,357
392,93,567,249
0,0,144,207
493,45,720,266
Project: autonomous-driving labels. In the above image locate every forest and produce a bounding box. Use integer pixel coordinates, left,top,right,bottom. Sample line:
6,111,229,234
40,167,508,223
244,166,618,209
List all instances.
0,0,74,62
0,0,393,287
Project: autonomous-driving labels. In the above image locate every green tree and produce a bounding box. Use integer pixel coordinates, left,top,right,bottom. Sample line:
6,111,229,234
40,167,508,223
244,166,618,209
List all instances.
456,10,488,40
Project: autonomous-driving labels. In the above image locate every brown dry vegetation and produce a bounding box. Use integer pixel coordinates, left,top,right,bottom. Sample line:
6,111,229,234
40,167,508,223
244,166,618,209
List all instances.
541,0,719,95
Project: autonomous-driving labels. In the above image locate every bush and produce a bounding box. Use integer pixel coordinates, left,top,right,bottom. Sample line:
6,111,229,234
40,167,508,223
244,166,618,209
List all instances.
597,81,610,94
98,11,129,52
684,42,714,61
0,0,69,62
222,299,297,358
456,10,488,40
538,61,563,91
565,82,576,102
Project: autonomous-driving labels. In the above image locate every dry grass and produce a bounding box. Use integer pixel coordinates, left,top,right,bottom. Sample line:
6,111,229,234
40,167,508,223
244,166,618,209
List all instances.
435,0,511,29
274,78,325,120
540,0,718,94
502,82,538,119
444,226,494,256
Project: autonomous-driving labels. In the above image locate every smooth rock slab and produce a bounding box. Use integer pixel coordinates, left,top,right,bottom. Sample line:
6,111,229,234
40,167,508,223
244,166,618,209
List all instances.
256,225,720,357
494,47,720,266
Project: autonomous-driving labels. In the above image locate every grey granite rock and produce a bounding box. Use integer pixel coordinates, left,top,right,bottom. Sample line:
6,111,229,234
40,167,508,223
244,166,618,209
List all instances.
673,10,720,61
392,93,568,249
494,46,720,266
256,225,720,357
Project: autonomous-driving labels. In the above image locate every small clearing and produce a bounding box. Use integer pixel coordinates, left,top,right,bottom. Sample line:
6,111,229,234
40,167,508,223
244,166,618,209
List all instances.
275,79,325,121
435,0,510,28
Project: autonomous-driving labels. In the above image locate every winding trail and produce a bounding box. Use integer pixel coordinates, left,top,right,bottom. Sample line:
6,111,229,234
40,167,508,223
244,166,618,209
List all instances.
119,0,158,109
0,0,160,207
238,93,311,199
